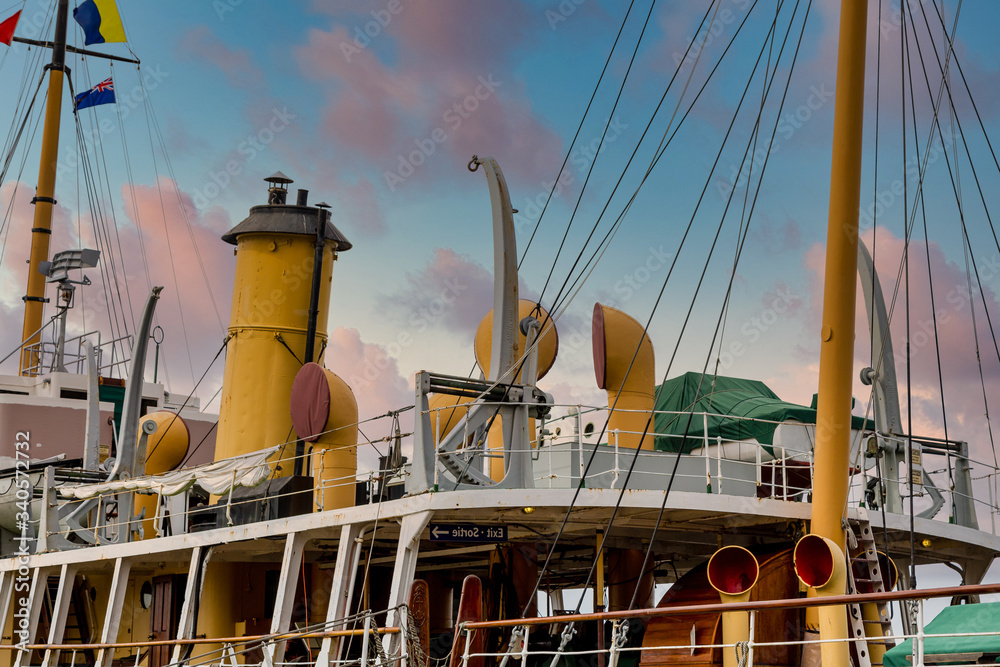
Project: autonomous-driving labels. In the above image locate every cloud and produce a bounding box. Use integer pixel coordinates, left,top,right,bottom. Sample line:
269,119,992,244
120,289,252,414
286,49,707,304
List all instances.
377,247,495,338
294,2,565,195
326,326,412,422
802,228,1000,471
177,26,263,89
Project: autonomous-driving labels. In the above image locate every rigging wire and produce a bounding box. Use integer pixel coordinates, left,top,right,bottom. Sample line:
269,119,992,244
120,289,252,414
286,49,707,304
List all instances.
517,0,641,269
625,0,813,610
535,0,658,309
901,0,917,590
528,0,811,614
137,93,198,387
900,0,954,521
545,0,765,319
521,0,750,611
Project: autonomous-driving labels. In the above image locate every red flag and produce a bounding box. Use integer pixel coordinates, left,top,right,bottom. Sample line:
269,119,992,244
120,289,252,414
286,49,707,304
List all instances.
0,10,20,46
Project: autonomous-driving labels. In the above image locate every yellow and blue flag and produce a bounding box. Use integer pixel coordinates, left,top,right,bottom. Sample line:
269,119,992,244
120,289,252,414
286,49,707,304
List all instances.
75,77,115,111
73,0,126,45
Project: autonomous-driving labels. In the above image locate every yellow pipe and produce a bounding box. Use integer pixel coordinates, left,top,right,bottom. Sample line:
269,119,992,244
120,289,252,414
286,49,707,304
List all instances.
307,368,359,512
810,0,867,661
592,304,655,450
794,535,849,666
707,546,759,667
811,0,868,547
215,233,336,470
20,68,65,376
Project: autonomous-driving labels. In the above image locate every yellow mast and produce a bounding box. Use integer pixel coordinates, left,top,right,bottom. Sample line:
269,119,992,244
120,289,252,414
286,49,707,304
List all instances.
809,0,868,663
19,0,70,376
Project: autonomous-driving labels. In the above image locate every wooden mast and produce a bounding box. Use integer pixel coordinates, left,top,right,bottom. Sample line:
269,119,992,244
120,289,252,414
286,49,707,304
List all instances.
19,0,69,375
809,0,868,663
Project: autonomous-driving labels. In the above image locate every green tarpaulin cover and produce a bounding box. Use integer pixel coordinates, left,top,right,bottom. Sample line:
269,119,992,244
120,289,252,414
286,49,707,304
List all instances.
883,602,1000,666
653,372,870,454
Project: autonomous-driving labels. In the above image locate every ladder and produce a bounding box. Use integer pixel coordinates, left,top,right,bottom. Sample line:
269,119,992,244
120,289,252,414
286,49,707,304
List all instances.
846,510,894,667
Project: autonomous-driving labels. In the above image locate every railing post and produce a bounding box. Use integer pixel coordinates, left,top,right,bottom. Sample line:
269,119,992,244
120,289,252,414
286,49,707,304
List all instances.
400,606,409,667
520,625,531,664
748,609,755,666
916,599,925,666
703,412,709,453
716,436,723,494
781,446,788,501
756,442,762,492
613,430,620,489
461,624,474,667
361,613,372,667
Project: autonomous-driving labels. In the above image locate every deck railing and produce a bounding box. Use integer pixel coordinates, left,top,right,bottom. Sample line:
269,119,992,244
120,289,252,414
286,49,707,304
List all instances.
4,583,1000,667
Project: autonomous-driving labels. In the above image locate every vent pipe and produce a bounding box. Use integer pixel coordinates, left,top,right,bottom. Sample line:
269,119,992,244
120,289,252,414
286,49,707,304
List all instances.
707,546,760,667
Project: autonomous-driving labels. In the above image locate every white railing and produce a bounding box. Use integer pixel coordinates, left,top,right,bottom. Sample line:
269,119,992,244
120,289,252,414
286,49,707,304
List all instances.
422,401,999,530
22,330,133,376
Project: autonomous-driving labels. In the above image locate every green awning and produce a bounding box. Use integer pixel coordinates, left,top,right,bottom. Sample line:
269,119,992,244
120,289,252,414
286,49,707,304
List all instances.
883,602,1000,666
653,372,871,454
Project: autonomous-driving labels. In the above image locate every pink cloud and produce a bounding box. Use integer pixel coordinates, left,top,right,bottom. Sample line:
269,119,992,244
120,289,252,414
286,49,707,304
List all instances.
803,228,1000,469
294,3,564,191
377,247,494,337
326,326,412,422
177,26,263,89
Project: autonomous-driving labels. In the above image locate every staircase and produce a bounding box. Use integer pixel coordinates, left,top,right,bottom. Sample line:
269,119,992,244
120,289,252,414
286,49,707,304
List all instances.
846,511,895,667
37,575,97,666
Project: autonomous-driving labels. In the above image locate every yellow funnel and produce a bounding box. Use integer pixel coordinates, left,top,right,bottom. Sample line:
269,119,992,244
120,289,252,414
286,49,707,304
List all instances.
795,534,849,666
592,303,655,449
707,546,760,667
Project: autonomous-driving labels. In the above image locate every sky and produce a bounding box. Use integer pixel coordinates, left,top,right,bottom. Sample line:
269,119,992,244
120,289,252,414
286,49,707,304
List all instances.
2,0,1000,596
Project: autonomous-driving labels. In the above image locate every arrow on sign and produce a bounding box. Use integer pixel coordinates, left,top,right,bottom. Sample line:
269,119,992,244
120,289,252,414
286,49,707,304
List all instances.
431,525,448,539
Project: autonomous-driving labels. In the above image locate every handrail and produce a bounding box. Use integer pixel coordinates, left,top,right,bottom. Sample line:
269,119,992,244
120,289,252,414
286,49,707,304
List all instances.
462,581,1000,629
0,626,400,651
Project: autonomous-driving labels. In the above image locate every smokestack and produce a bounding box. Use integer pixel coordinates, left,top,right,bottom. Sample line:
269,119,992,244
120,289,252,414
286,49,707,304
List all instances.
216,173,353,482
265,171,293,205
297,189,309,206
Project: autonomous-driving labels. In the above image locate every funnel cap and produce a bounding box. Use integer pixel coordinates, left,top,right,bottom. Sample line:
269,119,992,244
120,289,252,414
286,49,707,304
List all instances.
222,205,353,250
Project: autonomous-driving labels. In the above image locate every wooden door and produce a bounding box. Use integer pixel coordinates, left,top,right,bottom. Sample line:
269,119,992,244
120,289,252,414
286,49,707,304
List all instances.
149,576,174,667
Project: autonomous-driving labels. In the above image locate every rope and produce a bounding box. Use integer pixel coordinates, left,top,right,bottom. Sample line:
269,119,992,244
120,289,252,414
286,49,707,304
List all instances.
735,640,750,667
370,616,390,667
403,604,429,667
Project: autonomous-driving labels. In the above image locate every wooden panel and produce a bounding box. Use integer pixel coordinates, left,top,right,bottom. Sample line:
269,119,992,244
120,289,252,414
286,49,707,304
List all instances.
449,576,484,667
641,564,722,666
640,548,801,667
